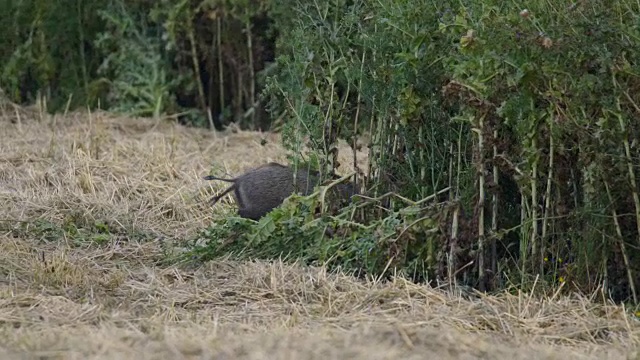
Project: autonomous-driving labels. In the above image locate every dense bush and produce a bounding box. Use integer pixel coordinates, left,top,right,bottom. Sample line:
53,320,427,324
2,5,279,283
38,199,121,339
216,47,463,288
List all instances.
240,0,640,303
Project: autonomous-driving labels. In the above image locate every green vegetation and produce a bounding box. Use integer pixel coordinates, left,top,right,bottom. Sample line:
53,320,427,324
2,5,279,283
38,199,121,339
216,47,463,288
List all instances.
3,0,640,306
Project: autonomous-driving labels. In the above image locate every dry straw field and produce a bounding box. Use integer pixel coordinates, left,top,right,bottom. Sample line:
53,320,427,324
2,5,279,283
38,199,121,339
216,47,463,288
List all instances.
1,105,639,359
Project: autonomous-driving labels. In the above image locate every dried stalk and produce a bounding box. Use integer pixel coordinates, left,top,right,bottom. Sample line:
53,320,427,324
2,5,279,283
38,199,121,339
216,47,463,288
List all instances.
530,136,539,273
520,189,528,273
491,128,498,282
477,114,486,291
541,116,554,274
352,51,365,192
603,178,638,303
448,136,460,285
217,17,225,124
245,14,255,125
186,7,212,130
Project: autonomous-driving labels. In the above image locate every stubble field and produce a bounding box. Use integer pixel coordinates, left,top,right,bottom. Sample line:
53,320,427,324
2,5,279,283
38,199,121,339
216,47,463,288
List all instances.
0,107,639,359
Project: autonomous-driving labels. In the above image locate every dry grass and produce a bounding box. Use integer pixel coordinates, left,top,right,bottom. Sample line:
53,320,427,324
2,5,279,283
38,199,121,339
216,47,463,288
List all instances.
0,110,638,359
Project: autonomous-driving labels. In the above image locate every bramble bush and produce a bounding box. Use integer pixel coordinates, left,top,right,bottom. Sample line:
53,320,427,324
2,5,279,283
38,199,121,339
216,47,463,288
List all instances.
196,0,640,306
